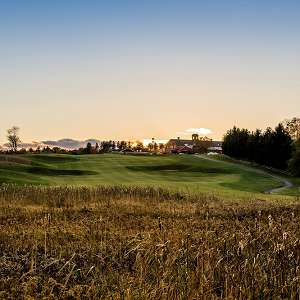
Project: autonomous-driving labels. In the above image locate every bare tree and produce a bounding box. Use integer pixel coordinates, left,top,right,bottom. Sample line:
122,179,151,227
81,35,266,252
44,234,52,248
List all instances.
283,117,300,141
7,126,21,152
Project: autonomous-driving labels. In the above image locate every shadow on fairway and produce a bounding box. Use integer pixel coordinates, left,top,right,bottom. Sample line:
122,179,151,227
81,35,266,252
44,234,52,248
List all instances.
126,164,232,174
0,155,31,165
28,167,97,176
31,155,79,163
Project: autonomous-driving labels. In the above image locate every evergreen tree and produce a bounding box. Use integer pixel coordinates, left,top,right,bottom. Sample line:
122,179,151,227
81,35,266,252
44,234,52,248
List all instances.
258,127,273,166
270,123,292,169
222,126,249,159
247,129,261,162
223,123,292,170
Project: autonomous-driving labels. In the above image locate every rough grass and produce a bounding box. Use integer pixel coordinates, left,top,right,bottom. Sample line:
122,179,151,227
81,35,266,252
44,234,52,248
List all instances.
0,184,299,299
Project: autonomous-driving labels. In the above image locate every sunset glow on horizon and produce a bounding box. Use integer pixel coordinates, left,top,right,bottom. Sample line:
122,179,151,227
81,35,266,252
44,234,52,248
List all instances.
1,1,300,144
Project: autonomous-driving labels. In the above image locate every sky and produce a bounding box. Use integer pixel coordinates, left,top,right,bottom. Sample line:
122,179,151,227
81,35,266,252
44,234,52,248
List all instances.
0,0,300,144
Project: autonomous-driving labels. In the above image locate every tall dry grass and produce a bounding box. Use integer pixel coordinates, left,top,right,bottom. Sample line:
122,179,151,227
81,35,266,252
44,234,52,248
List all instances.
0,184,299,299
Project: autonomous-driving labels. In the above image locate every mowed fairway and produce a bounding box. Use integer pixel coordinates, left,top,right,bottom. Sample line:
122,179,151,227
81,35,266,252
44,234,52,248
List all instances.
0,153,295,196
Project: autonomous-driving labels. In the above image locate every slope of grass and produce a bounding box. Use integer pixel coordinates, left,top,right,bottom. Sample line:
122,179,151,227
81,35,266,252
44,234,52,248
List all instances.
0,185,299,299
0,153,296,197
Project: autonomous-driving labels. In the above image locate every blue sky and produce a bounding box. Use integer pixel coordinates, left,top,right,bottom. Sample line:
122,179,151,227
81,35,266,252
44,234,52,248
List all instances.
0,1,300,142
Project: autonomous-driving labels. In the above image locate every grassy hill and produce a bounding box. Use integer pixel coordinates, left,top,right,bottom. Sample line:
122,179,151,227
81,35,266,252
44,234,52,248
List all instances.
0,153,298,197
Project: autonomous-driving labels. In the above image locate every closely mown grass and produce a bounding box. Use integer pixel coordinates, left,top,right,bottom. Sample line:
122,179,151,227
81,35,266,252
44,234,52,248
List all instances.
0,185,300,299
0,154,289,196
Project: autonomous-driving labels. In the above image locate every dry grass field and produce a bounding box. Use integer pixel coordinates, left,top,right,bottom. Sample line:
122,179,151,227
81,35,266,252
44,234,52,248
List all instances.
0,185,299,299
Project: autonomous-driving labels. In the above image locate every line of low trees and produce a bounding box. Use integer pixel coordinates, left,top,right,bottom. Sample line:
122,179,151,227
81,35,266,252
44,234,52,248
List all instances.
222,118,300,175
0,127,163,155
78,140,165,154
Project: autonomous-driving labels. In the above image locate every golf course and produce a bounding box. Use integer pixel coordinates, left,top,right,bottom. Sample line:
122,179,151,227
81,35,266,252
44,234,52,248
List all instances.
2,153,300,298
1,153,299,197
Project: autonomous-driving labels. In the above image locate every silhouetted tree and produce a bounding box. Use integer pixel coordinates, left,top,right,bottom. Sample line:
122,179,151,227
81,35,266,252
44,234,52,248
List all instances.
195,136,213,154
134,141,144,152
52,147,61,153
7,126,21,152
223,124,293,170
148,143,154,152
247,129,261,162
258,127,273,166
119,141,127,150
101,141,111,153
283,117,300,141
222,126,249,159
42,146,52,153
288,139,300,176
159,143,165,152
18,148,27,154
270,123,292,169
86,142,92,154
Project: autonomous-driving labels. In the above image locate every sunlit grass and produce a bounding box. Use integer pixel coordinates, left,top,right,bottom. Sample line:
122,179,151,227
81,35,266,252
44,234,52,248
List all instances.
0,184,299,299
0,153,291,197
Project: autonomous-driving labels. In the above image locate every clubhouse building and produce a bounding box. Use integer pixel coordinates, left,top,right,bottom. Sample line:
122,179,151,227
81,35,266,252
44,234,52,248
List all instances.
165,134,222,154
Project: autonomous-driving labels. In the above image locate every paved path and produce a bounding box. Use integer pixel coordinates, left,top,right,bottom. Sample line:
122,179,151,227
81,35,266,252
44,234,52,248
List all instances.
195,155,294,194
264,176,293,194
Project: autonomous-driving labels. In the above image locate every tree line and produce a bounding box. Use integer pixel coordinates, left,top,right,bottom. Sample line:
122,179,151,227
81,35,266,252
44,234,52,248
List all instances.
222,117,300,176
1,127,164,155
2,119,300,176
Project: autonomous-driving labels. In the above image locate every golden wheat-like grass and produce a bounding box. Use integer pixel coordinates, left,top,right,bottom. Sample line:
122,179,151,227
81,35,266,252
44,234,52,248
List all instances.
0,184,299,299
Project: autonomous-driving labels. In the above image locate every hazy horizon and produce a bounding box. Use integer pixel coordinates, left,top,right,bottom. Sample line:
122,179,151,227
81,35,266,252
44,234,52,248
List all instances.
1,1,300,144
